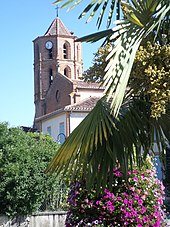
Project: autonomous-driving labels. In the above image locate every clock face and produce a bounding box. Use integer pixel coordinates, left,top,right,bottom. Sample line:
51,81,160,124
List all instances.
45,41,53,49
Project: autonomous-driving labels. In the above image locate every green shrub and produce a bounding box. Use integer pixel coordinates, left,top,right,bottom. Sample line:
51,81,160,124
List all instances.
0,123,68,217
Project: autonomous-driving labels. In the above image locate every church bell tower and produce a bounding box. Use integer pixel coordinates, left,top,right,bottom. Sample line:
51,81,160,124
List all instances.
33,16,83,122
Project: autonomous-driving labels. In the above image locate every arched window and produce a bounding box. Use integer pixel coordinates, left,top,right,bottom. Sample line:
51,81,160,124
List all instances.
77,68,80,79
48,49,53,59
77,44,80,62
56,90,60,102
64,66,71,78
63,44,67,59
63,42,71,59
49,69,53,86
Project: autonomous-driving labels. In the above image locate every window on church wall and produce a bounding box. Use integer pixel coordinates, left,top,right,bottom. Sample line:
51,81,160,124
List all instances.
63,44,67,59
64,68,67,76
77,68,80,79
63,42,71,59
48,49,53,59
64,66,71,78
49,69,53,86
47,126,51,136
77,44,80,62
55,89,60,102
58,122,65,144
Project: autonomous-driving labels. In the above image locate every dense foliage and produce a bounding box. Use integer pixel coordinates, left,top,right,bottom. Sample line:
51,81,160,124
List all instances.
82,44,110,83
0,123,67,217
83,41,170,118
66,158,166,226
130,42,170,118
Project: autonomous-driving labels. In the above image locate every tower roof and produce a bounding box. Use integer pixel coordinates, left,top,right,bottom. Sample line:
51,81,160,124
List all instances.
45,17,73,36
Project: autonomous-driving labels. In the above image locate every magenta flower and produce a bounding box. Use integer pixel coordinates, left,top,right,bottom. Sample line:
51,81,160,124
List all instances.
138,199,143,205
66,160,166,227
137,224,143,227
133,193,139,200
96,200,100,205
84,198,89,203
117,196,122,201
140,207,147,214
107,200,112,206
136,217,141,222
123,199,128,205
124,192,128,197
129,198,133,204
130,186,135,191
143,216,148,222
141,195,146,200
114,170,123,177
157,199,163,205
133,176,138,181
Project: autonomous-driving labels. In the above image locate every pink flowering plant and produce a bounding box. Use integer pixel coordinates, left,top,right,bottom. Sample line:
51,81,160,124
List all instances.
65,158,167,226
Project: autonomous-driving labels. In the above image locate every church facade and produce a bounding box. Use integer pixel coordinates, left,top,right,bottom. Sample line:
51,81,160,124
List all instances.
33,17,104,143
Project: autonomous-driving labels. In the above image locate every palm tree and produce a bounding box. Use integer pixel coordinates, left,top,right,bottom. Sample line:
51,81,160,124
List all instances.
47,0,170,191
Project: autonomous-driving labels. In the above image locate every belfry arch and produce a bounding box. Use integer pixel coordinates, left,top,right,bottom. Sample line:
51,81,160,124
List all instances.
64,66,71,78
63,41,71,59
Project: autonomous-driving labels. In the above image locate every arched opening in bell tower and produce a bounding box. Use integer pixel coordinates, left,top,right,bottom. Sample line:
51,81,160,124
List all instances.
64,66,71,78
63,42,71,59
49,68,53,87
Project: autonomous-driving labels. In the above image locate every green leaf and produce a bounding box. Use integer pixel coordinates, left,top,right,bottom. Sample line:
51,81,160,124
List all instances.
76,29,113,43
78,0,97,19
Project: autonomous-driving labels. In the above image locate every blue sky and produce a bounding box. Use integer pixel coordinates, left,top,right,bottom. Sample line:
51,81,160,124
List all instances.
0,0,109,127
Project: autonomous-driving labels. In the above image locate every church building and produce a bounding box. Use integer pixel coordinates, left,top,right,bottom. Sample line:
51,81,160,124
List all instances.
33,16,104,143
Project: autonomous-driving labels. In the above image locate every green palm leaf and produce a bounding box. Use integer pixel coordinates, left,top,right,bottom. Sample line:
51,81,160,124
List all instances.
76,29,113,43
46,97,115,174
103,0,170,116
46,95,170,191
50,0,170,192
53,0,120,28
55,0,169,116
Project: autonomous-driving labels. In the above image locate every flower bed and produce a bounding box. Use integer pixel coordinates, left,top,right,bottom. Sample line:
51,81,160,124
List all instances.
65,159,166,226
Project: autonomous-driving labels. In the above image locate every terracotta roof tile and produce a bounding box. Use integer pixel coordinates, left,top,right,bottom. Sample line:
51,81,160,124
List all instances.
64,97,100,111
74,80,105,90
45,17,72,36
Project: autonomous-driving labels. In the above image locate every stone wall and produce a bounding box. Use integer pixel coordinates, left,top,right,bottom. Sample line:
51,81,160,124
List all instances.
30,211,66,227
0,211,67,227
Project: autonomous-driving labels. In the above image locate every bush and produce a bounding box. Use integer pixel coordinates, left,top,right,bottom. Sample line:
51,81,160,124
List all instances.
0,123,68,217
66,158,166,226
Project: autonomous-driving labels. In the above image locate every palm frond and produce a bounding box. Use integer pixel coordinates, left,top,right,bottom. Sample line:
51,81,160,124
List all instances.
54,0,169,117
50,0,170,192
76,29,113,43
46,95,170,191
53,0,81,9
103,0,170,116
53,0,120,28
46,97,115,175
